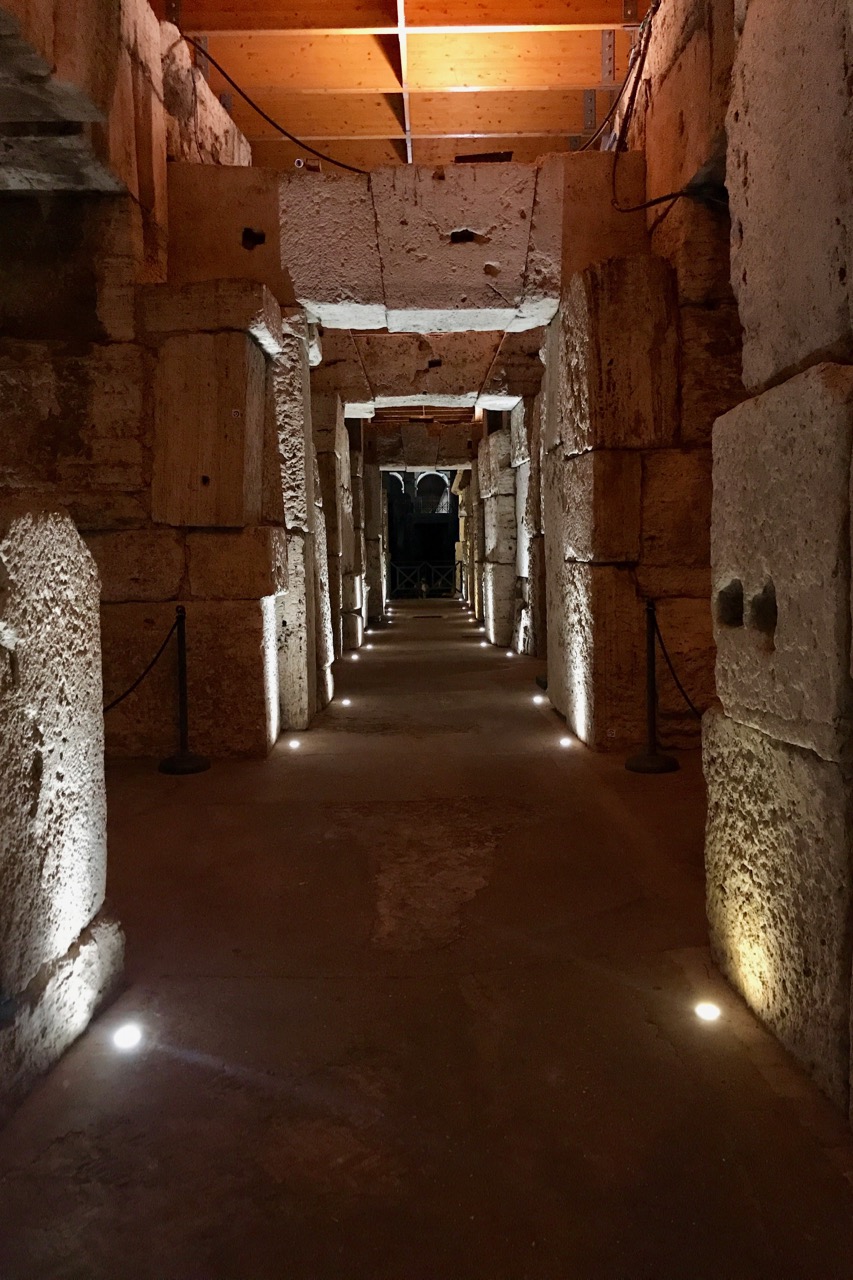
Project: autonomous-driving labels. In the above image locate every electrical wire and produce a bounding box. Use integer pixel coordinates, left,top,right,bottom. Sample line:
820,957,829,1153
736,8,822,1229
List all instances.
180,34,369,176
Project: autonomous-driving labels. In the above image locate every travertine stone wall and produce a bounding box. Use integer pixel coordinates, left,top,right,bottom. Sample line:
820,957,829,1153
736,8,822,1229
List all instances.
159,22,252,167
478,423,516,648
0,505,123,1116
363,462,387,623
691,0,853,1112
542,255,714,750
312,393,355,659
344,420,367,649
511,395,546,657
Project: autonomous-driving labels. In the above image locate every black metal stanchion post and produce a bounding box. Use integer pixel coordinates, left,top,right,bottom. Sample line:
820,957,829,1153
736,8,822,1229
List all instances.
159,606,211,776
626,599,678,774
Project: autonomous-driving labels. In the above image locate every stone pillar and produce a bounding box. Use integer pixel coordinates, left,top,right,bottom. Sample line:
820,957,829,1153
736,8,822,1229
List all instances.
311,444,335,708
0,505,123,1119
364,461,387,623
313,393,354,658
344,419,366,649
541,256,715,750
479,422,516,647
698,1,853,1115
470,461,486,623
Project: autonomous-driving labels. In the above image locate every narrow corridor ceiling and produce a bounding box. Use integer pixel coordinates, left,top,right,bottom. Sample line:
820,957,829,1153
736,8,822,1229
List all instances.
155,0,646,169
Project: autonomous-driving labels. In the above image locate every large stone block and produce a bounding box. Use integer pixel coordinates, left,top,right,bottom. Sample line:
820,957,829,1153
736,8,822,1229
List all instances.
167,164,296,308
641,448,712,567
160,22,252,167
484,562,516,648
0,505,122,1108
280,171,385,329
555,256,679,456
276,530,316,731
484,493,517,565
85,527,184,601
152,331,265,528
679,304,745,444
712,364,853,760
654,595,714,745
728,0,853,391
703,708,853,1109
102,597,281,757
267,335,312,531
546,561,645,749
544,450,641,565
372,162,543,332
563,152,648,278
137,279,285,357
186,527,288,599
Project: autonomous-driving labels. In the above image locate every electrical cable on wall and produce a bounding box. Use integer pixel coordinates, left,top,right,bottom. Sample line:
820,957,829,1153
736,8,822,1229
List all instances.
179,33,369,176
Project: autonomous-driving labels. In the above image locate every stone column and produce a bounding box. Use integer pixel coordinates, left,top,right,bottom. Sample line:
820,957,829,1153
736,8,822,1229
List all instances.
364,461,387,623
343,419,366,649
312,393,352,658
469,461,486,623
479,421,516,647
0,505,123,1119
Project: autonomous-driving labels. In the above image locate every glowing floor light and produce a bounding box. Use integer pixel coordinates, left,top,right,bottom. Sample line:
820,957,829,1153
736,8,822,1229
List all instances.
506,651,514,658
533,695,545,705
480,641,488,648
341,698,352,707
695,1002,721,1022
113,1023,142,1051
351,653,360,661
365,644,374,650
288,739,301,750
559,737,572,748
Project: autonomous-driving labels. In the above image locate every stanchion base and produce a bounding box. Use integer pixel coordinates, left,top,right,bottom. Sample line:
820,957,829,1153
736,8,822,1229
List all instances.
159,752,211,776
625,751,679,774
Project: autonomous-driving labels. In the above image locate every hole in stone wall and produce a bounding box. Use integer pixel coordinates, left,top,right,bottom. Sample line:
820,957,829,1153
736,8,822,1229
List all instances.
241,227,266,250
749,579,778,644
427,358,442,368
450,228,489,245
200,474,211,486
716,579,744,627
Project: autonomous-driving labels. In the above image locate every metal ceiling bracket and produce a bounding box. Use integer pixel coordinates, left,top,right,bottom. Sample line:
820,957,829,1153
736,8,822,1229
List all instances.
583,89,596,132
601,30,616,84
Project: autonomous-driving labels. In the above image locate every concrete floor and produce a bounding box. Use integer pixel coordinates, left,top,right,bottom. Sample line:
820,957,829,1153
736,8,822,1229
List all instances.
1,599,852,1278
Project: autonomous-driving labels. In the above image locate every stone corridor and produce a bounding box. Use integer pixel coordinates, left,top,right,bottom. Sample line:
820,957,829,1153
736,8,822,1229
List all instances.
0,600,851,1278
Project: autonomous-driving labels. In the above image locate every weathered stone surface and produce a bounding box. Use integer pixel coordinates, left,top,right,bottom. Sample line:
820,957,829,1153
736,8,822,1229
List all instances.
641,448,711,567
554,256,679,456
563,151,648,279
712,365,853,760
280,171,385,329
484,562,516,648
704,708,853,1109
277,530,316,731
372,162,549,333
628,0,735,303
311,329,373,410
85,528,184,601
268,337,313,531
509,400,530,468
654,595,715,744
160,22,252,167
513,153,564,331
546,561,645,749
544,450,642,564
0,506,122,1109
477,427,514,498
728,0,853,391
679,304,745,444
167,164,297,308
152,331,265,529
102,598,281,757
187,527,288,599
515,460,531,581
354,331,501,404
479,329,545,410
137,280,285,356
312,456,335,705
484,494,516,566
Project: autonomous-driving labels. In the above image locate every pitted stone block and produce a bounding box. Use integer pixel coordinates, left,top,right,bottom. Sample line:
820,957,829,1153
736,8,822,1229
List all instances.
712,364,853,760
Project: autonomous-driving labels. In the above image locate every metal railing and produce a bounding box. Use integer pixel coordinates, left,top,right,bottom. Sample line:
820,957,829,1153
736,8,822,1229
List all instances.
390,561,461,597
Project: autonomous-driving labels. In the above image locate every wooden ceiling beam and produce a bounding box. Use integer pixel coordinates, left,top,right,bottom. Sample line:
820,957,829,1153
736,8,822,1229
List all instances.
407,30,631,91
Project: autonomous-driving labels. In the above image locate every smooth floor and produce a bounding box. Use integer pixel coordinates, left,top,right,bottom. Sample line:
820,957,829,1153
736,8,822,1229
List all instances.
1,600,852,1279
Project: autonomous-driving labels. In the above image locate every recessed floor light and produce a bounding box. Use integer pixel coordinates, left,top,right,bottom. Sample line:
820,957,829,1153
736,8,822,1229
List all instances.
695,1002,721,1022
533,695,545,705
351,654,360,661
288,739,301,750
480,641,488,648
113,1023,142,1051
506,651,514,658
365,643,374,650
559,737,572,748
341,698,352,707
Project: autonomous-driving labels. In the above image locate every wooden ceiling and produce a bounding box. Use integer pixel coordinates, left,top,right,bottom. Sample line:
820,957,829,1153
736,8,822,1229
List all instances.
155,1,648,170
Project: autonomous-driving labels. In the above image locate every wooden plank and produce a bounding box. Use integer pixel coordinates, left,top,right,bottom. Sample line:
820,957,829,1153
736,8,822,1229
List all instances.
406,0,649,26
206,33,403,93
250,137,406,170
407,29,631,90
177,0,398,32
227,92,406,141
410,89,587,135
412,135,571,164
